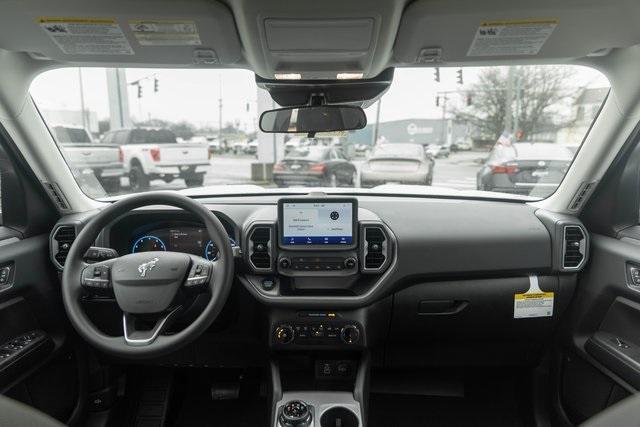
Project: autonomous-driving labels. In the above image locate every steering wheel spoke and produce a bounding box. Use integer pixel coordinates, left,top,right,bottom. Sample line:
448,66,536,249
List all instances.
80,259,117,295
122,307,182,346
183,255,215,293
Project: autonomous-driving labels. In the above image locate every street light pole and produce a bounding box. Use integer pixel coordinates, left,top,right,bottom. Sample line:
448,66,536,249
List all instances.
78,68,87,131
372,99,382,145
218,73,223,141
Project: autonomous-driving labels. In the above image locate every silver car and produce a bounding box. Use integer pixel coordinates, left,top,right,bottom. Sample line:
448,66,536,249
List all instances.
360,143,435,188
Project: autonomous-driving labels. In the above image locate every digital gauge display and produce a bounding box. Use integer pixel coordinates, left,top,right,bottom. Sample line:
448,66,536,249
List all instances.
130,226,235,260
131,235,166,253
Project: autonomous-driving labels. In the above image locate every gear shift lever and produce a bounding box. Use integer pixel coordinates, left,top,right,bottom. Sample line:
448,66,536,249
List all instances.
279,400,312,427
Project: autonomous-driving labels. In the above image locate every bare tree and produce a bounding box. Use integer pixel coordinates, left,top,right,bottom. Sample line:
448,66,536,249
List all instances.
453,66,578,141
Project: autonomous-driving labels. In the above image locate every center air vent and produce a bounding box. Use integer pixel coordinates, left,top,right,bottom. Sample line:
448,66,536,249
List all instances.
248,225,273,271
563,225,586,269
52,225,76,268
363,225,388,271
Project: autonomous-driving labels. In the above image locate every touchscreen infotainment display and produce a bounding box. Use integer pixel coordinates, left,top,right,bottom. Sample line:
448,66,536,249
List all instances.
279,199,357,248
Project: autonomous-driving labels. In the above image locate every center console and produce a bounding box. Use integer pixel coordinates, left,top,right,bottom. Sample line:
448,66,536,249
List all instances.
239,195,390,426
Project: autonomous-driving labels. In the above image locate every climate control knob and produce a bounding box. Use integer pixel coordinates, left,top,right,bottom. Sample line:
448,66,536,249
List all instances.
279,258,291,269
344,257,357,269
274,324,295,345
340,324,360,345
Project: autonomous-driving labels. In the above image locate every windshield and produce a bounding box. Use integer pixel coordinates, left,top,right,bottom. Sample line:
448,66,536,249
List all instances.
52,126,92,143
372,144,424,158
286,147,330,161
30,65,608,200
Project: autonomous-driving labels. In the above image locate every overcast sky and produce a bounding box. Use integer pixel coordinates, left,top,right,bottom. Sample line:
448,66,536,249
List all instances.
30,65,609,132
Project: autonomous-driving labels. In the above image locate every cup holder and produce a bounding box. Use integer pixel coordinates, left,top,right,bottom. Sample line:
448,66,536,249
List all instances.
320,407,359,427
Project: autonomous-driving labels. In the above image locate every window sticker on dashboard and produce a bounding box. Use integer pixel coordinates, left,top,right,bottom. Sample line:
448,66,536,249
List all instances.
38,17,134,55
467,19,558,57
514,275,554,318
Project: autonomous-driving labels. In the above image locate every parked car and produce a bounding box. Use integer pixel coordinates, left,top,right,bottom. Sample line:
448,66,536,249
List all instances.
244,139,258,156
101,128,209,191
354,143,372,157
476,142,573,195
425,143,450,158
232,140,247,155
284,137,307,154
53,125,125,193
205,136,221,157
273,146,356,187
360,143,435,188
451,138,472,152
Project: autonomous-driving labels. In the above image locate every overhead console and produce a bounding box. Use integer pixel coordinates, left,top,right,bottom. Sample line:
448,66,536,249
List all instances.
242,195,395,305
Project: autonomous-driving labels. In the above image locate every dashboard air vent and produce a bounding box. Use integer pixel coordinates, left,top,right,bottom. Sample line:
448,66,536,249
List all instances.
364,226,387,271
249,226,272,271
563,225,586,269
53,226,76,267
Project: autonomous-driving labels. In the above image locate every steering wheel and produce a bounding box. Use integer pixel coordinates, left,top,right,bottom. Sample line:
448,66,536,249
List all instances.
61,192,234,359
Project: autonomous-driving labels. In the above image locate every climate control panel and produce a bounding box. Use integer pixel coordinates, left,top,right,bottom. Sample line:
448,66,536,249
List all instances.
272,320,362,348
277,251,359,277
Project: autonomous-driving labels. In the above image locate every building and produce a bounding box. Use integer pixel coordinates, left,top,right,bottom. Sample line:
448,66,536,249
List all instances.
555,87,609,146
349,118,470,147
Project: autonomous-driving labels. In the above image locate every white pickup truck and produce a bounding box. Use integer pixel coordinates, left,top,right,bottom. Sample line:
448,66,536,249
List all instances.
53,125,125,193
101,128,209,191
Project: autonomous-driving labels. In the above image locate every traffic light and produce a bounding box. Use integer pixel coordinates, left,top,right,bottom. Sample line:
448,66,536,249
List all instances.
434,67,440,83
137,84,143,99
456,68,464,85
154,78,159,93
435,96,440,107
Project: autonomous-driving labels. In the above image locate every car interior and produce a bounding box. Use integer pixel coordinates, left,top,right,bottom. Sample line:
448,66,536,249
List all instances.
2,0,640,426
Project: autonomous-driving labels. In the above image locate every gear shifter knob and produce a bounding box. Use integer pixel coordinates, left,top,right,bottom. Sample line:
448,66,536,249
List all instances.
279,400,312,427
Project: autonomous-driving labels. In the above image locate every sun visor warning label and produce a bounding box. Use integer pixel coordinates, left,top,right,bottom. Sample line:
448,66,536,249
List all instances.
129,20,201,46
514,276,554,318
467,19,558,57
38,17,134,55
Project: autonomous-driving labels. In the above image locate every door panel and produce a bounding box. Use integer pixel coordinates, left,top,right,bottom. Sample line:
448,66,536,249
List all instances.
555,233,640,424
0,230,77,422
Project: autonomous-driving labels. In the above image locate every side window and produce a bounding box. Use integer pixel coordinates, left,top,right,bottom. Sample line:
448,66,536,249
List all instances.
102,133,113,144
114,131,128,145
330,150,339,160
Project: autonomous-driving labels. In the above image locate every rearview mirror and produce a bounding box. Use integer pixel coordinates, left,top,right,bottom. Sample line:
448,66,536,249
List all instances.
259,105,366,134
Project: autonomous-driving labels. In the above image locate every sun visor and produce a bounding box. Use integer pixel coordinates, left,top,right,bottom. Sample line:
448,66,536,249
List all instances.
0,0,242,66
393,0,640,64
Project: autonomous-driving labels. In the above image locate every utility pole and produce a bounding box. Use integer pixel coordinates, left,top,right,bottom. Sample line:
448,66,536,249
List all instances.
504,66,515,133
372,99,382,145
78,68,87,131
440,94,448,144
218,73,223,141
514,67,521,138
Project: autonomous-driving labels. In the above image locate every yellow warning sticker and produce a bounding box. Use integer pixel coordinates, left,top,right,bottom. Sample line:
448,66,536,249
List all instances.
467,19,558,57
129,20,201,46
514,276,554,318
514,292,554,318
38,17,133,55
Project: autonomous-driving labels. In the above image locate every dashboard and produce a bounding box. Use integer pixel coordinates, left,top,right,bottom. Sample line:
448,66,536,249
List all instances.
49,194,589,365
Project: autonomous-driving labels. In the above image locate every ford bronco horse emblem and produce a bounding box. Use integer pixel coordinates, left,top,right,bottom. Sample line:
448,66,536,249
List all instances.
138,257,159,278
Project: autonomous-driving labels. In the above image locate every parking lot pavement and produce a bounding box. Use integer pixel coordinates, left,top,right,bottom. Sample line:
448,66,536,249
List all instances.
138,151,488,192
